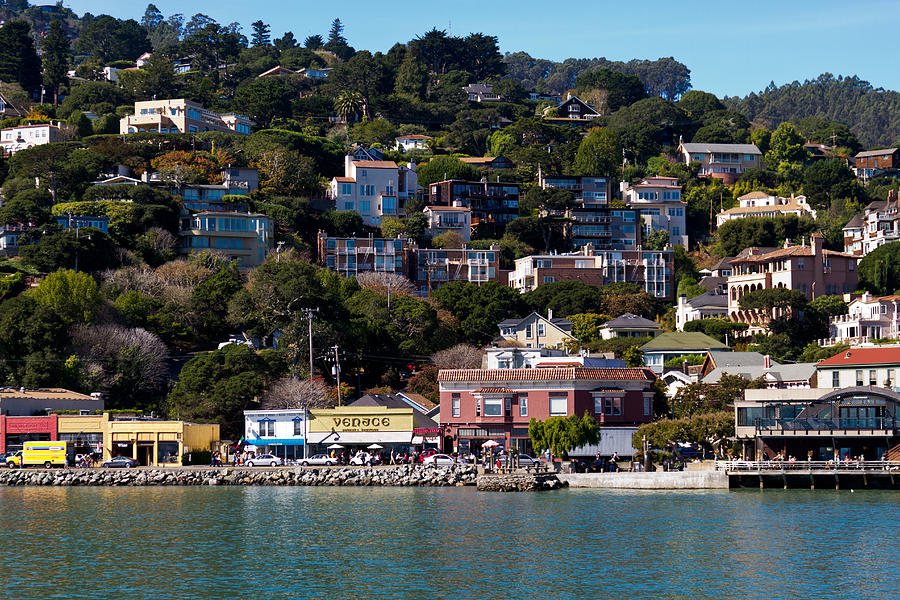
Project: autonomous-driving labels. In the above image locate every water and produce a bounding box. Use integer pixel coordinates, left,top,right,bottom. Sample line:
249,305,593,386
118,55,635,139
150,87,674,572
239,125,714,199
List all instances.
0,486,896,600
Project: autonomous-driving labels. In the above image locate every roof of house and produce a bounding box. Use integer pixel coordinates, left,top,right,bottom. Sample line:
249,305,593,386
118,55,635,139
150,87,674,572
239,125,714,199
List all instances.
718,198,813,217
681,142,761,155
258,65,296,77
685,291,728,308
498,312,573,331
641,332,729,351
601,313,660,329
425,205,470,212
334,176,355,182
395,391,437,411
843,214,865,229
438,367,656,382
463,83,495,94
348,394,439,429
855,148,900,158
0,387,96,401
731,242,854,262
704,362,816,384
396,134,432,140
707,351,771,369
817,347,900,367
698,276,727,293
710,256,735,271
738,191,772,200
351,160,398,169
458,156,499,164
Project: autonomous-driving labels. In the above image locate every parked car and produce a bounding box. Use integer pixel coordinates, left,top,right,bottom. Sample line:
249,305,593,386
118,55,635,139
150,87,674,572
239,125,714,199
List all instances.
417,449,437,463
246,454,283,467
497,453,540,466
300,454,337,467
422,454,455,466
349,452,374,466
101,456,138,468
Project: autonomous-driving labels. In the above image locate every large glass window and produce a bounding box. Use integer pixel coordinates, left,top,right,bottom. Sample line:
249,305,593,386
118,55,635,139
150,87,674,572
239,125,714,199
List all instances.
293,419,303,436
452,393,460,417
518,394,527,417
483,397,503,416
259,420,275,437
549,393,568,416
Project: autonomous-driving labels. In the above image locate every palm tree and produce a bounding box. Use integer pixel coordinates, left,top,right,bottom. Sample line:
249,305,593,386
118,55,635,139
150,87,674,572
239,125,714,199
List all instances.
334,90,363,123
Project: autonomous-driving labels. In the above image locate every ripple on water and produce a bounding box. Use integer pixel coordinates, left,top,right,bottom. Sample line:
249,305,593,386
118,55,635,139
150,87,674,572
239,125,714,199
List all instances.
0,486,896,600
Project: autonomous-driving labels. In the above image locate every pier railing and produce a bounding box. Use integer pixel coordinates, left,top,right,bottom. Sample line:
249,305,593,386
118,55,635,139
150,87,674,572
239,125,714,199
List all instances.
716,460,900,472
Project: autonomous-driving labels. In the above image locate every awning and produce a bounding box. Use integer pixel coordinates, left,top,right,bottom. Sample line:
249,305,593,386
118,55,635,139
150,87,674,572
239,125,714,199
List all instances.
307,431,412,445
246,438,305,447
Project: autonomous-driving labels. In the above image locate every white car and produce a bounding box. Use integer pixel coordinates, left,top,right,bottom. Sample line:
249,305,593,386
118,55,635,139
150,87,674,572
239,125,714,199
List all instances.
246,454,283,467
422,453,455,466
299,454,337,467
497,454,540,466
349,452,373,466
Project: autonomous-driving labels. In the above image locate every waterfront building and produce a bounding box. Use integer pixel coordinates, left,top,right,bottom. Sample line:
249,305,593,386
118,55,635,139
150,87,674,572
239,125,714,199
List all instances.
306,404,426,452
412,245,501,295
623,176,688,246
726,235,858,335
438,366,657,455
734,386,900,461
54,214,109,234
640,332,729,374
243,409,306,461
0,387,102,417
815,346,900,389
120,99,252,135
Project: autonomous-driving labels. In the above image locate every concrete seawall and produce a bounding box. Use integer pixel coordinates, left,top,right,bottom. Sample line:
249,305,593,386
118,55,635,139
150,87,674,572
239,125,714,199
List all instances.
559,471,729,489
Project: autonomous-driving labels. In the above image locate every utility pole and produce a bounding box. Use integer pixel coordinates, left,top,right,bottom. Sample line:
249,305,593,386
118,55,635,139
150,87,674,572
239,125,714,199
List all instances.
300,308,317,380
332,345,342,406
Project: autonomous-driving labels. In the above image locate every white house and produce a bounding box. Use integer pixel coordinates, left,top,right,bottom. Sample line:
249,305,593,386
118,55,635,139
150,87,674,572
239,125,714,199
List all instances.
0,123,62,155
823,292,900,346
395,134,432,153
423,205,471,242
597,313,661,339
328,155,422,227
675,292,728,330
623,176,688,247
815,346,900,389
716,192,816,227
243,409,307,461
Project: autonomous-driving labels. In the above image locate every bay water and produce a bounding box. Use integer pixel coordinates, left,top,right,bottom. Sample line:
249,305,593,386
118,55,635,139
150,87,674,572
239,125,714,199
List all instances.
0,486,895,599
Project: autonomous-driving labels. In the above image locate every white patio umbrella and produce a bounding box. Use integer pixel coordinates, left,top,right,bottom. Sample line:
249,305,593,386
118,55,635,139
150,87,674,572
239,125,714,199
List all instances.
367,444,383,450
327,443,344,449
482,440,500,448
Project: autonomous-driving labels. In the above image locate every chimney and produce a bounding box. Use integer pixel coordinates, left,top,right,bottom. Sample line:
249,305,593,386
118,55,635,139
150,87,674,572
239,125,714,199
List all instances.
678,294,686,307
547,309,553,321
811,233,823,256
764,354,771,369
682,359,688,374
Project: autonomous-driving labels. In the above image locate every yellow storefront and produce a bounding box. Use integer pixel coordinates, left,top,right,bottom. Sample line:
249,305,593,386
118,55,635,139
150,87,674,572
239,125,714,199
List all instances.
307,406,414,448
57,413,220,467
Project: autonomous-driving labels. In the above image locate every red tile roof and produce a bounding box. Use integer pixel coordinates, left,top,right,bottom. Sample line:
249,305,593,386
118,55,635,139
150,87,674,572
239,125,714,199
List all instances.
352,160,398,169
438,367,656,382
817,347,900,367
475,387,514,393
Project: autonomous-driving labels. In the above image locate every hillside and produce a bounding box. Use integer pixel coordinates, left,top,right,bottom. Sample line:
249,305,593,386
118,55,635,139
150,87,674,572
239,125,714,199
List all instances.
723,74,900,148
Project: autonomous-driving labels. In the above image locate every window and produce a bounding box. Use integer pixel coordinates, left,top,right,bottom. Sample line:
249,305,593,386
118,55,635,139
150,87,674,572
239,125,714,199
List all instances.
644,397,651,416
856,370,863,386
519,394,527,417
259,420,275,437
293,419,303,436
549,393,568,416
604,397,622,415
744,155,755,161
692,153,704,161
452,393,460,417
340,183,352,195
360,201,371,212
537,323,545,337
543,276,555,283
593,397,603,414
832,371,840,387
798,258,805,270
344,202,354,210
483,397,503,416
869,369,877,386
672,226,680,237
525,325,533,339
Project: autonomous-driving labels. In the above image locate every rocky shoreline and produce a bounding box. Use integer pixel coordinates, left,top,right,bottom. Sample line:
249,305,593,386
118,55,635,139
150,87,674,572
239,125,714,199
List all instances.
0,464,478,487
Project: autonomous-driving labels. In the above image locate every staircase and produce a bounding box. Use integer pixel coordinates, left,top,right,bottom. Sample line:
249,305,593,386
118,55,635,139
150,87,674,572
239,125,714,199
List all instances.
885,443,900,462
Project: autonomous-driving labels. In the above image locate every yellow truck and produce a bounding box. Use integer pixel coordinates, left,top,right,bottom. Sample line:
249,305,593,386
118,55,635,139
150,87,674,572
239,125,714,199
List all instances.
5,441,70,469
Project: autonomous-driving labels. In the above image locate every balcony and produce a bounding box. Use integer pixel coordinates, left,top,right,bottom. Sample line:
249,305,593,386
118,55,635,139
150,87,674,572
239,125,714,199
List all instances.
751,416,897,434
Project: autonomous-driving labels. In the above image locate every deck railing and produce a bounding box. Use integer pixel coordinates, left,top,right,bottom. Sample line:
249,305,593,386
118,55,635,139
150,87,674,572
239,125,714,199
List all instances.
716,460,900,472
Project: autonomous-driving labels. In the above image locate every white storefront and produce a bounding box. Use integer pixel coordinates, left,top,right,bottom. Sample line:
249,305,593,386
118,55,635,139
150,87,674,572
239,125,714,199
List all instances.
243,409,307,460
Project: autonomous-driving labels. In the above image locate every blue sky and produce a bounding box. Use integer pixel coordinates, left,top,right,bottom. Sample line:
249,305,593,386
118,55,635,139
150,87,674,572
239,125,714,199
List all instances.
64,0,900,97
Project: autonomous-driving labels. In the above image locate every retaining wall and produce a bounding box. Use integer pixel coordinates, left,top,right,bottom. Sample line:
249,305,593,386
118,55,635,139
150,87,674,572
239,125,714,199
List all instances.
559,471,729,489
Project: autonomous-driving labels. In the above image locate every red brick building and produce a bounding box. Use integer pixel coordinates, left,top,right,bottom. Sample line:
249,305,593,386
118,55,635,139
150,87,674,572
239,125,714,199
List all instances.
438,367,656,455
0,414,58,453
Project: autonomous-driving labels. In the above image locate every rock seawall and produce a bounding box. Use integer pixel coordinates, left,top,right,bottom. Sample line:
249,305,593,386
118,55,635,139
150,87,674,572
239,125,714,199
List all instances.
0,465,478,487
476,472,566,492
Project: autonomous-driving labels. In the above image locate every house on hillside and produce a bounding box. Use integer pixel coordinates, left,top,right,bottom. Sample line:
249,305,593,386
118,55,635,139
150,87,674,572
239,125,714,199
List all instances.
623,176,687,247
597,313,661,340
853,147,900,179
816,346,900,389
496,312,575,350
675,291,728,330
463,83,504,102
394,134,432,153
842,191,900,256
716,192,816,226
640,332,729,374
678,142,762,185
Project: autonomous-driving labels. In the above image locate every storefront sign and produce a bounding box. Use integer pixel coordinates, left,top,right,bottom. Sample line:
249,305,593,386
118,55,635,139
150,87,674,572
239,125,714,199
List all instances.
331,416,390,432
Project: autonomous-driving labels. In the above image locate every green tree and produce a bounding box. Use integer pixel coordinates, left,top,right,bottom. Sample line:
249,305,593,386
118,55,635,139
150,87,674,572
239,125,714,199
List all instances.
76,16,151,63
415,156,479,187
274,31,298,51
0,295,69,387
574,68,647,114
250,20,271,47
676,276,706,300
67,110,92,138
622,345,644,367
118,53,177,100
520,187,575,252
233,77,292,128
858,242,900,295
41,20,70,106
677,90,725,120
304,34,324,49
329,51,383,120
432,281,527,345
765,122,810,170
167,344,286,437
802,159,860,210
645,229,669,250
567,313,610,344
334,89,363,123
529,412,601,459
29,269,101,325
634,412,735,459
0,20,41,92
574,128,621,176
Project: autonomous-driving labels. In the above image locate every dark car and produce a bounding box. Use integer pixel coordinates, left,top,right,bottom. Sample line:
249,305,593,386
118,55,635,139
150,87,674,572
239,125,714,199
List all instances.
101,456,138,468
